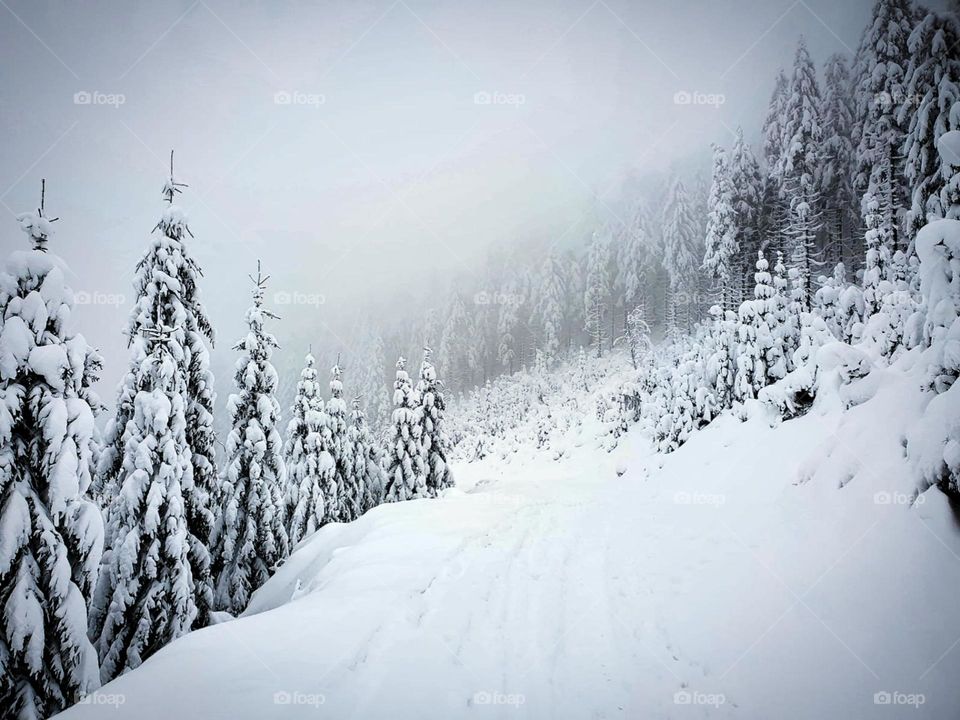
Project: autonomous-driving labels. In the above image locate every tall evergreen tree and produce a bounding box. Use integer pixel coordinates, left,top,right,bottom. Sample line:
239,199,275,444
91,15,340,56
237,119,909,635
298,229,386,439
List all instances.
533,253,566,364
703,145,739,311
384,356,426,502
779,37,824,307
729,128,764,302
821,53,858,269
211,263,288,615
901,8,960,238
348,396,385,513
284,351,333,547
584,230,611,357
1,190,103,718
90,323,196,682
416,346,453,496
618,200,653,330
662,176,700,333
355,323,391,433
328,360,358,522
94,154,216,627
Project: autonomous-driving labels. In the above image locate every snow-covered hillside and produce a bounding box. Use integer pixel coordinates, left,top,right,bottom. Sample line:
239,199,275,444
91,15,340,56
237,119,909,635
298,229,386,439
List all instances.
58,349,960,719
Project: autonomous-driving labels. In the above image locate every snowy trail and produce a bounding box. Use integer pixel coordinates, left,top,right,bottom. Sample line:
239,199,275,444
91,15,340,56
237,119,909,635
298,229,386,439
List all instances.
60,384,960,719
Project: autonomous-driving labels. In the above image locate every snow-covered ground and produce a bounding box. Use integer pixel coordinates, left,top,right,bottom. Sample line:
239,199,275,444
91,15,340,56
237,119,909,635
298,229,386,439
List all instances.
59,359,960,719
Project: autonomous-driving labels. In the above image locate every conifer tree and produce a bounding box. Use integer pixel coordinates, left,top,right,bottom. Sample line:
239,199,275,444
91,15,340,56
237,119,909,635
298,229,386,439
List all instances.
534,253,566,364
821,54,857,268
1,187,104,717
416,346,453,496
729,128,764,301
662,176,700,333
284,352,333,547
703,145,739,310
356,323,391,432
348,396,385,512
211,263,288,614
584,230,610,357
90,322,196,682
94,153,216,626
618,200,653,331
901,8,960,238
327,359,357,522
384,356,426,502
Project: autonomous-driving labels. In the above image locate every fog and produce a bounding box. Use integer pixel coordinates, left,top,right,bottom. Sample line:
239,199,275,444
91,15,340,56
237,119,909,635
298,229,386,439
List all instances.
0,0,878,410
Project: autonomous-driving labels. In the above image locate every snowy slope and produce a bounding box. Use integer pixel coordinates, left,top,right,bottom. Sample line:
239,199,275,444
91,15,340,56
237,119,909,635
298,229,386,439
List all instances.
59,361,960,719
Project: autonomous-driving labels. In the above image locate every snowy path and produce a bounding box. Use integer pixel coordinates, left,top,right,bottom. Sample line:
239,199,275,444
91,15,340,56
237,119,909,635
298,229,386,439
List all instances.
60,385,960,719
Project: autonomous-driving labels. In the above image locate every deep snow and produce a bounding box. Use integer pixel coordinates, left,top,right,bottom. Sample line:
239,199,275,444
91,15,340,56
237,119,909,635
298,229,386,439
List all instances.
58,361,960,719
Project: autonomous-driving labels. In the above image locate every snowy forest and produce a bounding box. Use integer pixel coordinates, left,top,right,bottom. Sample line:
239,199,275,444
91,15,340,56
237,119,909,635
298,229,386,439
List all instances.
2,0,960,718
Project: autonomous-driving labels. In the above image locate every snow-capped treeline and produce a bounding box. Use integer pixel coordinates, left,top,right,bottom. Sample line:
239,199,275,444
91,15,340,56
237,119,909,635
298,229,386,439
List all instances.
370,0,959,404
446,0,960,490
0,167,454,719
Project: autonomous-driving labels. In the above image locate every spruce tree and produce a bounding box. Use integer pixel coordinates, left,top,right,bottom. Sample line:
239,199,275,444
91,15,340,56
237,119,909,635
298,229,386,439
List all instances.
211,263,288,614
1,187,103,718
284,351,333,547
90,323,196,682
534,253,566,364
729,128,763,302
618,200,653,331
583,230,610,357
821,54,857,268
348,396,385,513
327,359,357,522
384,356,426,502
901,8,960,238
662,176,700,333
703,145,739,310
417,346,453,496
94,153,216,627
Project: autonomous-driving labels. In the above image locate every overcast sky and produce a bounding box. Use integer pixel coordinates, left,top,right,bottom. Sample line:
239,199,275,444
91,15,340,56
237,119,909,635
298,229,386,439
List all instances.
0,0,889,408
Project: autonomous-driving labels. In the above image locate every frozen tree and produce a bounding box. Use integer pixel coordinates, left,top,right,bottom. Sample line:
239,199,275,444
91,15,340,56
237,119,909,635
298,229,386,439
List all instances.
813,263,847,338
416,346,453,496
348,397,385,513
779,37,823,304
729,128,764,302
384,356,426,502
211,263,288,615
763,69,790,175
705,305,738,410
327,360,357,522
284,352,333,547
735,251,783,401
437,293,470,389
901,9,960,238
821,54,858,268
94,154,216,627
533,253,566,364
497,277,520,372
854,0,914,262
618,200,653,330
90,323,196,682
778,252,801,368
662,176,700,333
583,230,610,357
703,145,739,310
622,305,651,370
0,189,103,717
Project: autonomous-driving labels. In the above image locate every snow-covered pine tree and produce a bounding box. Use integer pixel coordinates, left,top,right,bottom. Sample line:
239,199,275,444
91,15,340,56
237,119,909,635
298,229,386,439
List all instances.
703,145,739,311
778,251,801,370
901,8,960,239
437,292,470,390
90,322,198,682
210,263,288,615
734,250,781,401
1,188,104,718
564,252,586,353
284,351,334,547
854,0,914,268
533,253,566,365
348,396,385,513
813,262,846,339
729,128,763,302
761,69,790,257
662,176,700,334
623,305,651,370
779,37,823,306
416,345,453,497
821,54,858,269
618,200,653,332
327,359,357,522
384,356,426,502
355,323,391,433
94,154,216,627
497,277,520,372
584,230,610,357
705,305,737,410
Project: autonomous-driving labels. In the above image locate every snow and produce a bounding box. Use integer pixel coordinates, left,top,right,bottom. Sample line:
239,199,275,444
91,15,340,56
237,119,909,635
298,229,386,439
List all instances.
56,348,960,720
